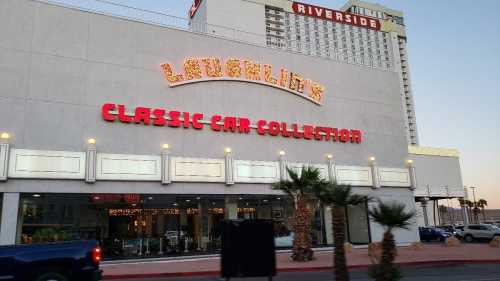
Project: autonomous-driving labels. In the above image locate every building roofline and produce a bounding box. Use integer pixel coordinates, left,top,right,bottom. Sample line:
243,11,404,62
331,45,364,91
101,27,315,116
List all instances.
341,0,403,17
408,146,460,158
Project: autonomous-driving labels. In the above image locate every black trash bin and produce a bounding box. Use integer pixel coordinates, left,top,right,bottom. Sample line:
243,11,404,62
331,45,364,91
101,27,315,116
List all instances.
221,219,276,281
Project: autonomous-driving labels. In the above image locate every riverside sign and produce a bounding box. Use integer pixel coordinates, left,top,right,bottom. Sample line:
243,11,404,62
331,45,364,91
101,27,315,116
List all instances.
161,57,325,105
292,2,381,31
101,103,363,144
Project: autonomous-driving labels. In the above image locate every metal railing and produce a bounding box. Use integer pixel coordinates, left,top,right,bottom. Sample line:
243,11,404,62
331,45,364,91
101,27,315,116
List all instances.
31,0,393,71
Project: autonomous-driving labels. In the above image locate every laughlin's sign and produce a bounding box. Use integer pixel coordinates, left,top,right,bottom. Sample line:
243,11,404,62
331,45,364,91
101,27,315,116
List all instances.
101,103,362,144
161,57,325,105
292,2,381,31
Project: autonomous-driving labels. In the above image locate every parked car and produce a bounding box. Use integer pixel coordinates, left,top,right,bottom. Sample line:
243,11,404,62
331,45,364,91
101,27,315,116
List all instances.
461,224,500,242
419,227,452,242
0,240,102,281
439,225,458,236
454,225,465,238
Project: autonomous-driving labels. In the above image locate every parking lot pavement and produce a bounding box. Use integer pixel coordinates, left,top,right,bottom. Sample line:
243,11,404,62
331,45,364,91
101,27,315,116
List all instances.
109,263,500,281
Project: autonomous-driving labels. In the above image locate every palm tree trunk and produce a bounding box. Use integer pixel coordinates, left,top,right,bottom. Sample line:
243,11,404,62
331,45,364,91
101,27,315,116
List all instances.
291,196,313,261
376,230,398,281
332,206,349,281
482,207,486,223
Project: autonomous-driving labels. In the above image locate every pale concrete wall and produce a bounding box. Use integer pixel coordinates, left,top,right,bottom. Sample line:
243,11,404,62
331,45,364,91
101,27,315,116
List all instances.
410,154,464,198
0,193,20,245
0,0,417,245
0,0,408,168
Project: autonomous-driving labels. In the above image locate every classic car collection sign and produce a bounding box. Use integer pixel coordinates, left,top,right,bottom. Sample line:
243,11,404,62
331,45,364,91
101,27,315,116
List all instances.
101,103,362,144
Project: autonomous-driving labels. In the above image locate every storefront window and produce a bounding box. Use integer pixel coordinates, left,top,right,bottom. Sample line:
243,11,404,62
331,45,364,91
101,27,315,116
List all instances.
17,193,369,257
346,202,371,244
17,193,298,259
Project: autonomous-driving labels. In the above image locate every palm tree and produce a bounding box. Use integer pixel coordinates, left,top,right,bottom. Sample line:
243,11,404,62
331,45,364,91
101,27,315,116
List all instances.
465,200,474,223
273,166,325,261
313,182,367,281
477,199,488,222
368,201,415,281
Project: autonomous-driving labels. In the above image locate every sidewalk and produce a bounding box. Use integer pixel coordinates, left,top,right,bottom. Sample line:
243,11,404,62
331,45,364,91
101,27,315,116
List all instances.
102,244,500,279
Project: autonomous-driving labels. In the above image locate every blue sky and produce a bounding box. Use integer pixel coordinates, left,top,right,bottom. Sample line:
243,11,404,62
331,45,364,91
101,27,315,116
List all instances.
71,0,500,208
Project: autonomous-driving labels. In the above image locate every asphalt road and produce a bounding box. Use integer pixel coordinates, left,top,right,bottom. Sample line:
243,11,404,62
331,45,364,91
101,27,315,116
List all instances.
111,263,500,281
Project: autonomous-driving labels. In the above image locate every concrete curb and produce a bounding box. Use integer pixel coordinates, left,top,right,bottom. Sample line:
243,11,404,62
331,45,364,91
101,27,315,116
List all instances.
102,259,500,280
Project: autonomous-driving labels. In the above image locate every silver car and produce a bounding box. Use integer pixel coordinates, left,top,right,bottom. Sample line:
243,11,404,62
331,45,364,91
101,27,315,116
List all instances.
461,224,500,242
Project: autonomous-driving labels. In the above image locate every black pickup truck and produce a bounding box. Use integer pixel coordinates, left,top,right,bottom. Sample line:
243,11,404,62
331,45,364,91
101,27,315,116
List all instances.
0,240,102,281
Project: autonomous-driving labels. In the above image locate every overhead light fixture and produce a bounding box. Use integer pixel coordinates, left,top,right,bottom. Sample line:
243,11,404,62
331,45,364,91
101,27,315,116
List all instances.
87,138,96,145
224,147,232,154
369,156,376,162
326,154,333,159
0,132,10,140
162,143,170,149
279,150,286,156
32,194,41,198
406,159,413,165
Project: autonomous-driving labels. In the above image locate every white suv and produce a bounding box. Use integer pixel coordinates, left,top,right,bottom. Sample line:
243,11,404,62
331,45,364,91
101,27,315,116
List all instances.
461,224,500,242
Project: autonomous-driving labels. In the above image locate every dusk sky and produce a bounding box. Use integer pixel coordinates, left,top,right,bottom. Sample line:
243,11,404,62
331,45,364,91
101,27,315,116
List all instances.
63,0,500,208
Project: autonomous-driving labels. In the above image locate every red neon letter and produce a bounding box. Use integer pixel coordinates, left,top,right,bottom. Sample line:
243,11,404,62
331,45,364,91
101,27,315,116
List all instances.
268,121,281,136
351,129,362,143
192,113,204,129
339,129,350,142
101,103,116,122
118,105,133,123
211,115,222,131
134,107,151,125
168,111,181,127
303,125,313,140
152,109,166,126
238,118,250,134
257,120,267,135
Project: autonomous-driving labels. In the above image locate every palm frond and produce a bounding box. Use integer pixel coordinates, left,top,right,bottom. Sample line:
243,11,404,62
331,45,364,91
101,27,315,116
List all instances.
273,166,326,197
313,181,368,207
369,201,415,231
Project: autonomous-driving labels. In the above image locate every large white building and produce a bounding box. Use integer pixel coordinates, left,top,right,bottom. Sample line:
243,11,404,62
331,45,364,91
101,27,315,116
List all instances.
190,0,418,145
0,0,466,258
